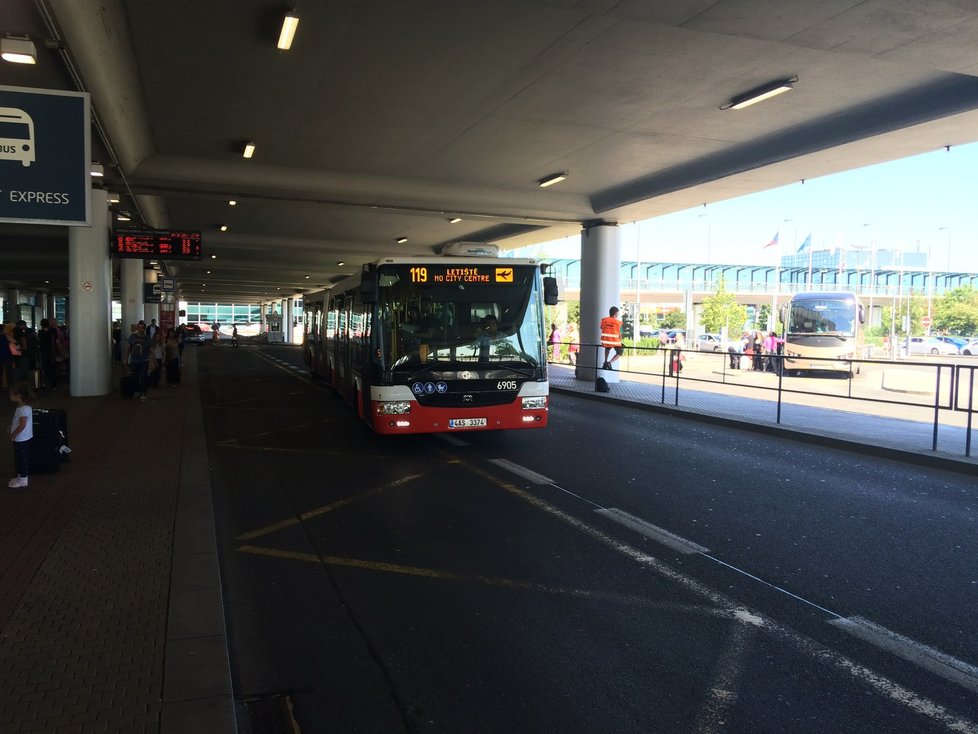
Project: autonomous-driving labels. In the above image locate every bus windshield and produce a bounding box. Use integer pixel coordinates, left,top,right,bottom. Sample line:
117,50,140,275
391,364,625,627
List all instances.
788,298,856,336
375,263,545,372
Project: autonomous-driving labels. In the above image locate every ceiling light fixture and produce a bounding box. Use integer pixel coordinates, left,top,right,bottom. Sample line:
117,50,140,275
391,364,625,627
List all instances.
537,172,567,188
242,142,256,159
90,163,104,177
107,192,120,204
211,254,217,259
448,217,462,224
277,11,300,50
228,199,237,206
722,76,798,110
396,237,408,244
219,224,228,232
336,261,344,267
1,35,37,64
117,213,131,222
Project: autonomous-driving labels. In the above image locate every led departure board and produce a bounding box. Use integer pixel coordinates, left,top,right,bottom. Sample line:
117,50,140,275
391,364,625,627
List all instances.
404,265,515,284
111,229,202,260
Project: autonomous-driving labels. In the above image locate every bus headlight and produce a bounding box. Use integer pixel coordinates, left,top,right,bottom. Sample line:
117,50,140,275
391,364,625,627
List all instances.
377,401,412,415
521,396,547,410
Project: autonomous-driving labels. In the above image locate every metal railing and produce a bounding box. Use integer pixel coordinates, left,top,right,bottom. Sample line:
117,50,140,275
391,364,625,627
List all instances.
549,342,978,460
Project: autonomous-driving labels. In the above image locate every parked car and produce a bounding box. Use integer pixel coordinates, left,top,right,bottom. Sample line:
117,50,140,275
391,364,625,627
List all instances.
907,336,960,356
696,334,723,352
638,327,685,343
182,323,206,344
961,338,978,356
936,335,969,352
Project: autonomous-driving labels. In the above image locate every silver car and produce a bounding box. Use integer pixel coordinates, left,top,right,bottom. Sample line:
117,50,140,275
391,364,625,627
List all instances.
907,336,959,356
696,334,723,352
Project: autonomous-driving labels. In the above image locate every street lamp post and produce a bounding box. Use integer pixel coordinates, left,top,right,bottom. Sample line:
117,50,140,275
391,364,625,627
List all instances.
863,223,875,331
939,226,951,273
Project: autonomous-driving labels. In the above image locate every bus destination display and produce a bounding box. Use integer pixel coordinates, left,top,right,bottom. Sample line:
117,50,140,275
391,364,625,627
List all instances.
408,265,514,284
111,230,202,260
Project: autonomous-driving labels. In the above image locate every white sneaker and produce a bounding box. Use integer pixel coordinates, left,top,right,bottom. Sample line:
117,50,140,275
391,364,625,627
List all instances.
7,477,27,488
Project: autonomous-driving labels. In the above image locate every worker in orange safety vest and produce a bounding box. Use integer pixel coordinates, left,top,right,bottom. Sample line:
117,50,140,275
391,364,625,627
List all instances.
599,306,623,370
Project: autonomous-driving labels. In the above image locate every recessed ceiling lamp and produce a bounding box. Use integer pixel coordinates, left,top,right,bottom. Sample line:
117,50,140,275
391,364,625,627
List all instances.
336,261,344,266
242,142,256,159
219,224,228,232
537,172,567,188
90,163,104,177
722,76,798,110
117,212,131,222
211,254,217,259
107,192,120,204
228,199,237,206
1,35,36,64
277,10,300,50
304,275,310,279
448,217,462,224
396,237,408,244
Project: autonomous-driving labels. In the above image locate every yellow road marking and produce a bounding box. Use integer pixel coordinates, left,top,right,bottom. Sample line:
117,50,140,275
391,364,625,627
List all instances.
236,543,724,614
236,473,424,541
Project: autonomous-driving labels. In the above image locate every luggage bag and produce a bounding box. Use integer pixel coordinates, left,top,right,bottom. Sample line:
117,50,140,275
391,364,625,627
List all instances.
30,408,69,474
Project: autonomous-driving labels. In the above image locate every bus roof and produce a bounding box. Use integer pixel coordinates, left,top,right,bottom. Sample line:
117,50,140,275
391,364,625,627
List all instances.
312,257,543,296
790,291,859,300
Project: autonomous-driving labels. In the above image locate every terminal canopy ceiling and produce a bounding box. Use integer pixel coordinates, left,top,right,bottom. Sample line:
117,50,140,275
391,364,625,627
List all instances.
3,0,978,303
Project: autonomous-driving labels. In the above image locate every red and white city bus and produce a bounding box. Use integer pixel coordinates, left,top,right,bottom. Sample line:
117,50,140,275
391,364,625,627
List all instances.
303,250,558,435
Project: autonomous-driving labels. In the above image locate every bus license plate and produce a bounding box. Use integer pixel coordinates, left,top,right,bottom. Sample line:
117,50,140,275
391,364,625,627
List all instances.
449,418,487,429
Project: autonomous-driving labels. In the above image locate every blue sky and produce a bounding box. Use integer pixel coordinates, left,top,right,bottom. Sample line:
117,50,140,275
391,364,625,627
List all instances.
527,141,978,272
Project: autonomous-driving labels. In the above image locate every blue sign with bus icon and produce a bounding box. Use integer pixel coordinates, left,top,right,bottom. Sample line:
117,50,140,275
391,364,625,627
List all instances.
0,108,35,167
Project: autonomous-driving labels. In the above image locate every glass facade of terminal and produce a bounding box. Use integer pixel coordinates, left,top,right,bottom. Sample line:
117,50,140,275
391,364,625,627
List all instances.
183,303,262,324
545,247,976,298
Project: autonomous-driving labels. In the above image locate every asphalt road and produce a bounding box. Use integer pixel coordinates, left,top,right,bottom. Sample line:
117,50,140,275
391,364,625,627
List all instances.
196,343,978,734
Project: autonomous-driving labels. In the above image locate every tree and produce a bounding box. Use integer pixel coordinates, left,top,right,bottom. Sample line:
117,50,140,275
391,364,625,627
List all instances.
933,286,978,335
700,277,747,336
661,309,686,329
878,292,929,336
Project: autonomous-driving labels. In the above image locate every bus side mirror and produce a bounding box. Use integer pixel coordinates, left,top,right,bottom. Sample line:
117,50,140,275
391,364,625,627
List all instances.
858,304,865,324
543,276,558,306
361,269,378,304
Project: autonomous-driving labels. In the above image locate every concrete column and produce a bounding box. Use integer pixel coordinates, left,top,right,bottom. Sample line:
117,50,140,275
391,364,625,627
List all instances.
578,222,622,381
285,297,295,343
144,268,160,325
120,258,144,331
68,188,112,396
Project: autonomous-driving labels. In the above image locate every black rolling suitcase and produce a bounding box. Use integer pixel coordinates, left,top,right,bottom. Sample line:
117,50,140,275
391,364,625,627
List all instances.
30,408,69,474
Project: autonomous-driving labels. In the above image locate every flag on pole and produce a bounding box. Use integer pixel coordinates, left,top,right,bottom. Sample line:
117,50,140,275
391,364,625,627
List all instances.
763,231,779,249
797,233,811,254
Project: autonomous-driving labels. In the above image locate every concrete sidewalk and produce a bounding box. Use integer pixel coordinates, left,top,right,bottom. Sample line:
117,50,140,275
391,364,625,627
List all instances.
0,347,234,734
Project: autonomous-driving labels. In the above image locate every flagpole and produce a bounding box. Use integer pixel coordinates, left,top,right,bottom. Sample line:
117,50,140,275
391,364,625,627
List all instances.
807,238,813,289
772,237,780,331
